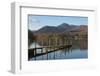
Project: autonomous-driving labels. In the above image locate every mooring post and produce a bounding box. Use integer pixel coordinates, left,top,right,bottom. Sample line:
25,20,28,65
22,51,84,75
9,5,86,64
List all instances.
45,48,48,60
42,48,43,53
42,48,44,59
34,48,37,60
35,48,37,55
54,51,55,59
34,50,35,56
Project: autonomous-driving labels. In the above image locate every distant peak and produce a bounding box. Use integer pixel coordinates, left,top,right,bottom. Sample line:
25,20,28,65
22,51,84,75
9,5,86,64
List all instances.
60,23,69,25
58,23,70,28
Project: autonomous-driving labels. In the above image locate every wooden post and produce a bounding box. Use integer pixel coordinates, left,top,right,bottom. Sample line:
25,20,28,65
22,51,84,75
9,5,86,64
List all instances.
56,37,58,46
54,51,55,59
35,48,37,55
48,38,51,51
45,48,48,60
42,48,44,53
60,39,62,46
34,50,35,56
34,40,37,60
42,40,44,46
45,48,48,53
66,38,67,45
41,48,44,60
35,40,36,48
65,39,66,45
34,48,36,60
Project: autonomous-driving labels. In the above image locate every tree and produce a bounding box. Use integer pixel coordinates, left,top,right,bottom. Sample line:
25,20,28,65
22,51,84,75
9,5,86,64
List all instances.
28,29,36,46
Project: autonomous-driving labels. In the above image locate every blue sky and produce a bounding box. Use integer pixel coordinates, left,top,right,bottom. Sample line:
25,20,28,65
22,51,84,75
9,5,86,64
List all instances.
28,15,88,31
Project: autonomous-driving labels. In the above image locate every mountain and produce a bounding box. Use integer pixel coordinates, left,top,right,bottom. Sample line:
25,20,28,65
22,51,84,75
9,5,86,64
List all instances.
58,23,70,28
33,23,87,35
34,26,62,34
58,23,78,30
57,23,79,33
68,25,87,36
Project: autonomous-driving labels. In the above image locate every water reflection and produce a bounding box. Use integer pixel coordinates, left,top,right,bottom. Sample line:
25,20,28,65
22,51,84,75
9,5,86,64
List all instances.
28,40,88,61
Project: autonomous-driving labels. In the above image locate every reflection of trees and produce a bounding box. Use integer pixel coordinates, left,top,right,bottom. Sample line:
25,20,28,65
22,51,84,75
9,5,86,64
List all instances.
79,40,87,50
28,30,87,49
28,29,36,46
36,34,72,46
71,40,87,50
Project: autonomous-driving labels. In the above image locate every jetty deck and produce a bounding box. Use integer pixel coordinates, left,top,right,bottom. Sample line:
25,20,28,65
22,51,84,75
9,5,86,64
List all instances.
28,44,72,59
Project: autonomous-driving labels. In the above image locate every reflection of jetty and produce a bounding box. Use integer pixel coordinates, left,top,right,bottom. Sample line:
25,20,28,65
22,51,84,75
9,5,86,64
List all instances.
28,45,72,59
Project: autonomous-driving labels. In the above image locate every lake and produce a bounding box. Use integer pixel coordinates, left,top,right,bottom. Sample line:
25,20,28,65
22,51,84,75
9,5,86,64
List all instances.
28,40,88,61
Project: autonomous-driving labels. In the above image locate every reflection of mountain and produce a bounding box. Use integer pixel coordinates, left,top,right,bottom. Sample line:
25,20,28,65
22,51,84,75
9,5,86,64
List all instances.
33,23,87,35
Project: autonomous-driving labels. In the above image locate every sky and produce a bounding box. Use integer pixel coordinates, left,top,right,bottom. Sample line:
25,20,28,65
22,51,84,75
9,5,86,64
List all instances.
28,15,88,31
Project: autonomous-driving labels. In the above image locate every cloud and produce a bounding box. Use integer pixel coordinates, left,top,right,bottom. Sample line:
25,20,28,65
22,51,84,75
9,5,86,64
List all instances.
28,17,43,31
29,16,40,23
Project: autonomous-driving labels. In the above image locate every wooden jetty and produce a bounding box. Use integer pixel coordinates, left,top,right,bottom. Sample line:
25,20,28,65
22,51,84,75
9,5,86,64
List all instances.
28,44,72,59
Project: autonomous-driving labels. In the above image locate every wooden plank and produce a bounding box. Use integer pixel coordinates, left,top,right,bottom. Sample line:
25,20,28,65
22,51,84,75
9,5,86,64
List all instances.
28,45,72,58
29,44,72,50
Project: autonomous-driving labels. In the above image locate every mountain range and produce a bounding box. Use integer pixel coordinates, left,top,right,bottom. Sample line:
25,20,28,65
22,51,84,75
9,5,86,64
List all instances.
32,23,87,35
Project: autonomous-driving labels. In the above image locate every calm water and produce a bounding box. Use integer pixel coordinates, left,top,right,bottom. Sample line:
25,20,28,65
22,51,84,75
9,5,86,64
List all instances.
29,40,88,60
